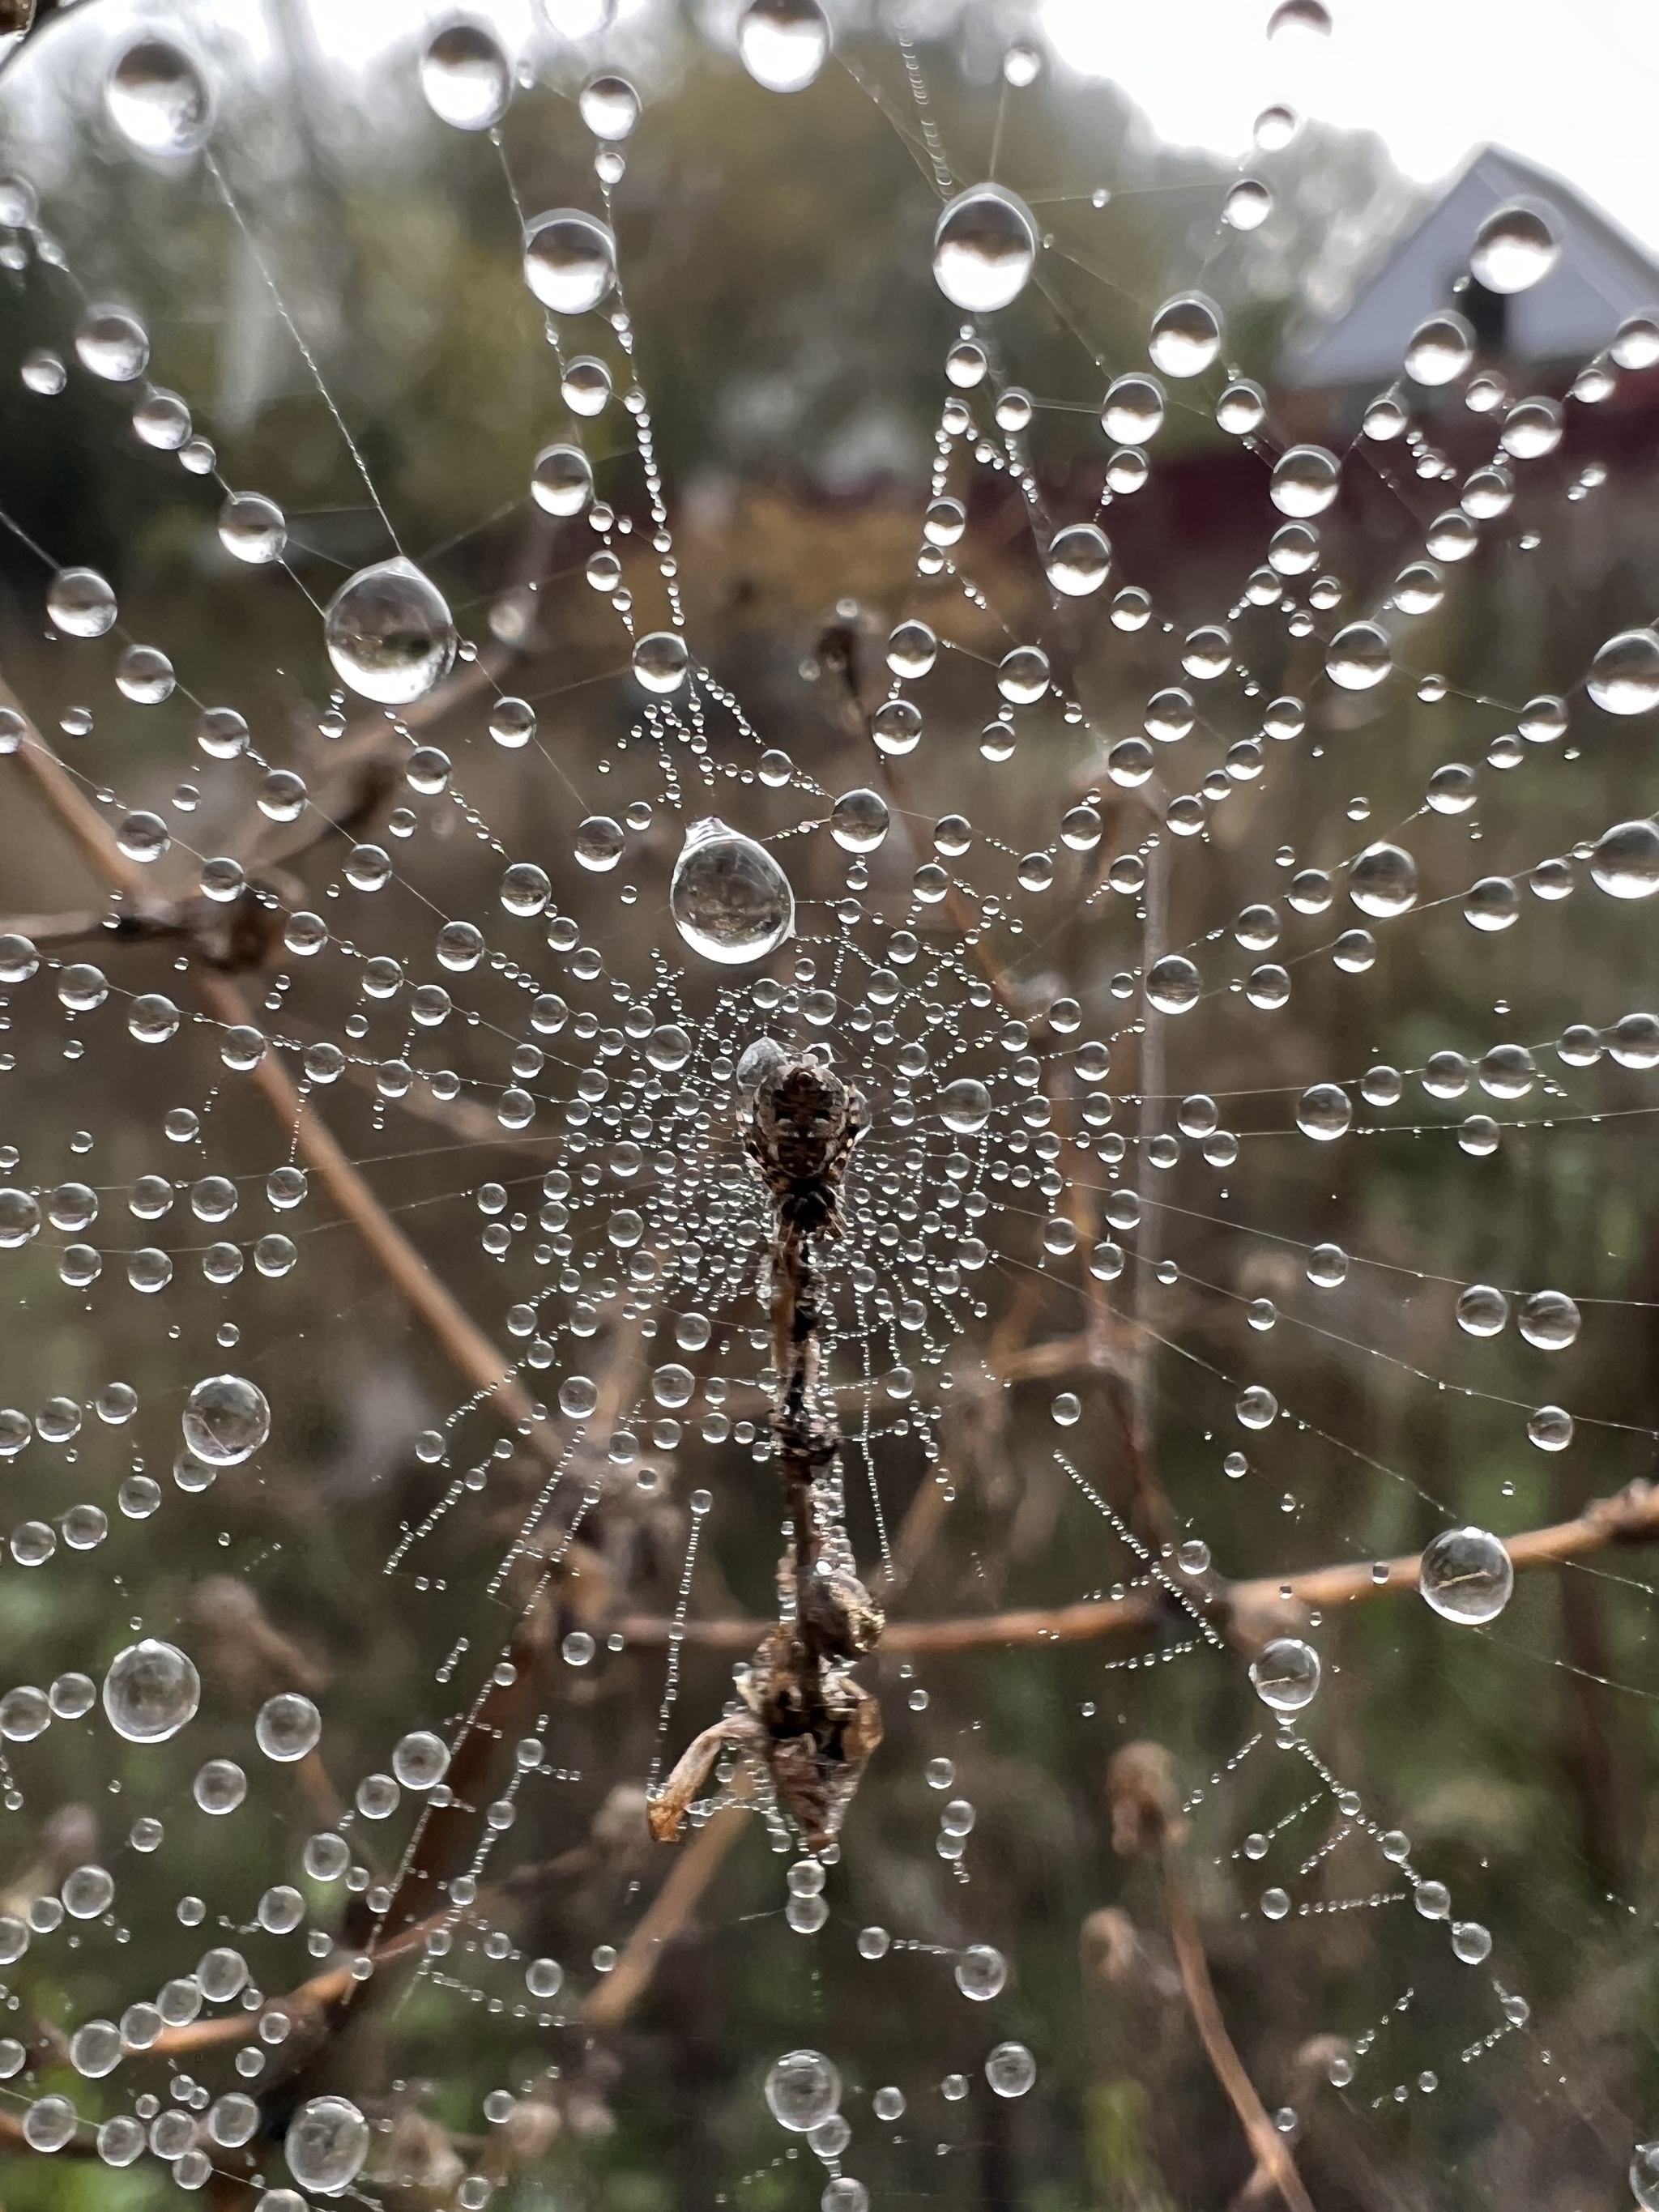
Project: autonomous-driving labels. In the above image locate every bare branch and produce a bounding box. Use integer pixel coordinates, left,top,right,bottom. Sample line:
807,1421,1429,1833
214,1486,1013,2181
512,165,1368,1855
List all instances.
1163,1860,1317,2212
613,1478,1659,1654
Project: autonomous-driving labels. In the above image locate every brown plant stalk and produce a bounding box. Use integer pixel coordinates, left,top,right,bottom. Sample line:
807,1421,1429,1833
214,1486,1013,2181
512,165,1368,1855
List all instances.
612,1475,1659,1654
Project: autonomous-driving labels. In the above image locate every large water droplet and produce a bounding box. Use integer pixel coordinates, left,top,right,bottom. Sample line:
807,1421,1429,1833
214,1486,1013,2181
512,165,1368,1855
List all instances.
984,2043,1036,2099
75,305,149,382
940,1078,992,1134
1470,200,1559,294
1295,1083,1351,1141
579,74,640,139
1101,373,1165,445
285,2095,370,2196
324,558,457,705
670,820,794,964
1267,0,1331,35
1148,292,1222,378
830,788,889,851
1404,311,1474,386
1046,523,1111,595
256,1693,322,1762
181,1374,271,1465
1145,956,1201,1013
102,1640,200,1742
104,35,212,157
531,443,594,516
738,0,831,92
1249,1636,1320,1711
1589,819,1659,899
393,1729,450,1788
1418,1526,1513,1623
1270,445,1339,518
633,631,689,693
218,492,288,565
932,184,1038,313
47,568,117,639
766,2049,841,2132
1588,628,1659,714
1223,178,1273,231
1324,622,1391,691
1348,842,1417,918
522,209,617,315
1518,1289,1580,1349
420,22,511,130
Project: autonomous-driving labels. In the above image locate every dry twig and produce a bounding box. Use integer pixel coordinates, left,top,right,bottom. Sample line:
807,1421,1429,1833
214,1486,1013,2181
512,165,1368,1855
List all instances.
613,1477,1659,1653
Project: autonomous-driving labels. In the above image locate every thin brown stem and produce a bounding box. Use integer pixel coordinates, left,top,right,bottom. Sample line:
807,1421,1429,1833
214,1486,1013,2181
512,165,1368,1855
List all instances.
6,714,554,1457
612,1477,1659,1653
582,1805,748,2029
1162,1856,1316,2212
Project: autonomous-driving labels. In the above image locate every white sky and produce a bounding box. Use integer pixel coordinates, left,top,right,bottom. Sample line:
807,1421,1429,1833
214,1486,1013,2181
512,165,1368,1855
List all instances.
1043,0,1659,255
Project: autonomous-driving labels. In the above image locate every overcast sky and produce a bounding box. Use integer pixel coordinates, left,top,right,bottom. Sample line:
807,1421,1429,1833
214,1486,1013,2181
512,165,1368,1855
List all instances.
1043,0,1659,256
259,0,1659,262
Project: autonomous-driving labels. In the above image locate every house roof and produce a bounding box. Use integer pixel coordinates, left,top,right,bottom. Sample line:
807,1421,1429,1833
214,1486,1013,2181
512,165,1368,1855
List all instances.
1279,145,1659,389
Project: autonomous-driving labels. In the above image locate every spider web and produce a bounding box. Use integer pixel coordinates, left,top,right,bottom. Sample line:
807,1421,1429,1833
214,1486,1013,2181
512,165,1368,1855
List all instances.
0,2,1650,2208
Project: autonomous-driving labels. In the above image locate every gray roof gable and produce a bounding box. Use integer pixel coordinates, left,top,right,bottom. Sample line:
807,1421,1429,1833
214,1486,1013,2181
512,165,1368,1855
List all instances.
1281,146,1659,388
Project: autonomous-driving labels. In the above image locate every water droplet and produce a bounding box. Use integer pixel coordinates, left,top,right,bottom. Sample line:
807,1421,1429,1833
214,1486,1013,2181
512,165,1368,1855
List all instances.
117,646,175,704
633,630,689,693
955,1943,1006,1999
985,2042,1035,2098
194,1757,247,1813
105,35,212,157
1418,1527,1513,1624
670,818,794,964
1249,1637,1320,1711
1325,622,1391,691
738,0,831,93
932,183,1038,313
1270,445,1339,518
256,1693,322,1762
522,209,617,315
48,568,117,639
579,73,639,139
1217,379,1267,433
1517,1289,1580,1350
286,2095,370,2196
1148,292,1222,377
1348,842,1417,918
1223,178,1273,231
181,1374,271,1465
562,356,612,416
1405,311,1473,386
1588,627,1659,718
530,442,593,518
998,645,1048,703
1101,373,1165,445
1295,1084,1351,1140
830,788,889,851
393,1730,450,1788
1492,396,1559,462
1470,199,1559,294
1267,0,1331,34
325,558,456,705
1254,103,1299,150
1146,955,1201,1014
766,2049,842,2131
218,490,288,565
75,304,149,382
1045,523,1111,595
103,1640,200,1741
